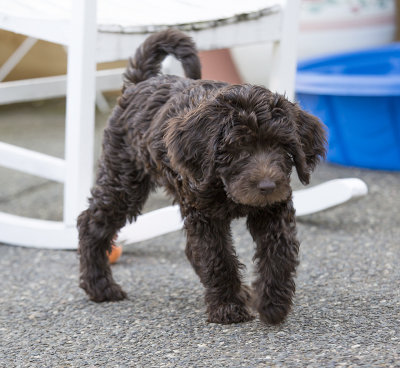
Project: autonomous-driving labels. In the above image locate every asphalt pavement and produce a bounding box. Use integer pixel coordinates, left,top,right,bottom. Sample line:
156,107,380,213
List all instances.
0,99,399,367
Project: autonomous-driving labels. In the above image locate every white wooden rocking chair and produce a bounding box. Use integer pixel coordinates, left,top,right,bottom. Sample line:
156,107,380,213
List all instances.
0,0,367,249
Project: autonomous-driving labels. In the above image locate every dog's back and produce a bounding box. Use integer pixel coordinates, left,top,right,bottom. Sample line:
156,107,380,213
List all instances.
109,29,225,174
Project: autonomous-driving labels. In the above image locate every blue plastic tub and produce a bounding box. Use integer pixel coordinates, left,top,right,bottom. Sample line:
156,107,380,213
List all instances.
296,43,400,171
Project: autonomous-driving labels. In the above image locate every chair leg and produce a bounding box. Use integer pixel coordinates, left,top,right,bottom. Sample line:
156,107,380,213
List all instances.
268,0,301,101
64,0,97,227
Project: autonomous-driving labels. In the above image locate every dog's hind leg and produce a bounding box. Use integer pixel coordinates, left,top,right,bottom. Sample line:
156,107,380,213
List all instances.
247,200,300,324
77,135,153,302
184,212,254,324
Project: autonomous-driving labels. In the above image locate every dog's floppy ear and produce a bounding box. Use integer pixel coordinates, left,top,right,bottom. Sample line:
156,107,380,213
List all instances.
291,108,327,185
165,104,220,184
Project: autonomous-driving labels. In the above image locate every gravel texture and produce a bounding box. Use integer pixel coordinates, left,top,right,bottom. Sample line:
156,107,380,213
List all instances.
1,100,399,367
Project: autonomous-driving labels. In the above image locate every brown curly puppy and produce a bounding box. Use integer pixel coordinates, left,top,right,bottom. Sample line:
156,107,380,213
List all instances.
78,29,326,325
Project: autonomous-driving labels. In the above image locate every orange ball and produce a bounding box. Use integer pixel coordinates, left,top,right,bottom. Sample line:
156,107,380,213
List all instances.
107,244,123,264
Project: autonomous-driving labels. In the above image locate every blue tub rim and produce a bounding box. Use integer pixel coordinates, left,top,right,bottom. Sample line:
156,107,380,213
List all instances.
296,43,400,97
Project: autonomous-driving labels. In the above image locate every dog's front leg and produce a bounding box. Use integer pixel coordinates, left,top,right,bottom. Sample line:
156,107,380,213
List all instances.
184,212,254,324
247,200,300,324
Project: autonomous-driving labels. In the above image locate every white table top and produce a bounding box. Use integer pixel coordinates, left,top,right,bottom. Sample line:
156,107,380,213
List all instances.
0,0,281,33
0,0,284,61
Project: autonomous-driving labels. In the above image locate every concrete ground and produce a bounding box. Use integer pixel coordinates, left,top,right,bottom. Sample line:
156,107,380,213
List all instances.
0,98,399,367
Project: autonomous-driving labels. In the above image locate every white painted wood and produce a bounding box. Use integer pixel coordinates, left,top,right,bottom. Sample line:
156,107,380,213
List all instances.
118,206,184,245
0,1,281,46
0,37,37,81
0,68,124,105
96,13,281,63
0,178,367,249
0,76,67,104
0,18,70,45
293,178,368,217
63,0,97,226
96,0,280,33
0,206,182,250
0,142,66,182
269,0,300,100
0,212,77,249
0,0,70,44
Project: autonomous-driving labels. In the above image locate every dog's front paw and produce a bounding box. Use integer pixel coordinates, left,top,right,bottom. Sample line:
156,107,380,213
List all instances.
207,303,255,324
80,277,127,303
257,301,291,325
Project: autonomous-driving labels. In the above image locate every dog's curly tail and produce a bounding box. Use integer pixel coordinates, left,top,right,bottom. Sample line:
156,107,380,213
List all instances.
123,29,201,90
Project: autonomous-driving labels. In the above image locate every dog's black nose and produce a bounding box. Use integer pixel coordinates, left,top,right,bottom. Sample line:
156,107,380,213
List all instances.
258,179,276,193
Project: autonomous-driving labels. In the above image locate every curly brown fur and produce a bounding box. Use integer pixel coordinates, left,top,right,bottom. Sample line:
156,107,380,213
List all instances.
78,29,326,324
